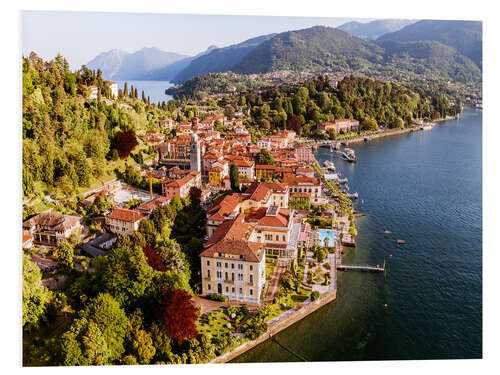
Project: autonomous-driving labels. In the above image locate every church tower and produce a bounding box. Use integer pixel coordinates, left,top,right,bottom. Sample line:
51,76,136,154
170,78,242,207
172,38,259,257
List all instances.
190,133,201,172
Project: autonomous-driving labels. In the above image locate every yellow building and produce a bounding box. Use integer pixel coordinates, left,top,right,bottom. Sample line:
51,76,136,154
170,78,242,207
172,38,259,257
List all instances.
200,215,266,304
208,166,223,186
255,165,276,180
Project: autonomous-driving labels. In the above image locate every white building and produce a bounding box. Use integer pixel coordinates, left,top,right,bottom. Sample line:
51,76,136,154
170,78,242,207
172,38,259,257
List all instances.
109,82,118,98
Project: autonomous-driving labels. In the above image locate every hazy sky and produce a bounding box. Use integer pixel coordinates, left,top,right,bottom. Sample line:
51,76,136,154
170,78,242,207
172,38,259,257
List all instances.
22,11,375,69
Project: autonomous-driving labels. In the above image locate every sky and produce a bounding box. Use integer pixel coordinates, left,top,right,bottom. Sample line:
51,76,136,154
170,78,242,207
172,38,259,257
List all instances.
22,11,375,69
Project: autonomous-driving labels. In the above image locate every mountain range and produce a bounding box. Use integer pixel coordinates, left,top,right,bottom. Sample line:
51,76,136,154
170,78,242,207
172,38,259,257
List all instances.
87,47,189,80
86,19,482,86
377,20,482,68
338,19,416,40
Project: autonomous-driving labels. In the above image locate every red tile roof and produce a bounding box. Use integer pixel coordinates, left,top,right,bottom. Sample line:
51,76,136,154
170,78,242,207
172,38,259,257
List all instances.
108,208,146,223
136,196,170,212
202,214,263,262
246,207,291,228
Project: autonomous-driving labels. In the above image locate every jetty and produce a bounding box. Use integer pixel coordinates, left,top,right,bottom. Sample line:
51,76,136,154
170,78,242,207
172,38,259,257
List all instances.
336,263,385,273
336,254,386,274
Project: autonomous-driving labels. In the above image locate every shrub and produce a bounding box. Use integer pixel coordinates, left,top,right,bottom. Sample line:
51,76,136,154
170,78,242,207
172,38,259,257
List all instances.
240,304,249,316
206,293,227,302
311,291,320,301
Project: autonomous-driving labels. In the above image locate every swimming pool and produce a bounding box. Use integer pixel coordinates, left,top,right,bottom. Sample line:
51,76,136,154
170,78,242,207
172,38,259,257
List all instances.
318,229,335,247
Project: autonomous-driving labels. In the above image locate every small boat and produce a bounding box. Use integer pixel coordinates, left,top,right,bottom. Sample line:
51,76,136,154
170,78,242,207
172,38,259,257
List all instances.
346,192,358,199
323,160,336,171
383,230,391,237
397,239,406,244
344,148,356,162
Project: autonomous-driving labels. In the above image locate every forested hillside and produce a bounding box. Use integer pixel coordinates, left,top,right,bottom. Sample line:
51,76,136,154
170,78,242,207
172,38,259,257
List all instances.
232,26,384,74
235,75,458,139
377,20,482,68
22,53,173,202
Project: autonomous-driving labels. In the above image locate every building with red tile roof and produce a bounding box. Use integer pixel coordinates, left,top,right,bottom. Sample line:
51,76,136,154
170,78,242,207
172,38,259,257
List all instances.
105,208,146,235
162,171,201,199
200,214,265,303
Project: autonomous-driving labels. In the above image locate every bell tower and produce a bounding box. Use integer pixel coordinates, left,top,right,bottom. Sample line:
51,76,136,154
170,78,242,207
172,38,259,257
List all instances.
190,133,201,172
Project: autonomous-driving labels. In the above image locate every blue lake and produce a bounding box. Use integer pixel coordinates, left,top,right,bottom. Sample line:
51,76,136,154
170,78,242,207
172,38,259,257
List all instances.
115,80,174,105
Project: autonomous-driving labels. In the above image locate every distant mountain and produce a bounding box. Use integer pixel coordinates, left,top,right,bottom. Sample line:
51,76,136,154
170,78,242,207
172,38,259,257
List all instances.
86,49,128,80
87,47,189,80
377,20,482,68
171,34,277,83
231,26,384,74
338,19,416,40
379,40,481,83
143,45,218,81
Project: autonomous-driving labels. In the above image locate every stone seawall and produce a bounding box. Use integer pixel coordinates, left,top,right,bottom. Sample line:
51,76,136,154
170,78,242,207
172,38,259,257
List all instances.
343,127,420,145
211,289,337,363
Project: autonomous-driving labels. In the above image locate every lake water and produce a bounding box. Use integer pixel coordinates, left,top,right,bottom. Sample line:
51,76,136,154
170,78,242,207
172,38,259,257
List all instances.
115,80,174,105
233,109,482,362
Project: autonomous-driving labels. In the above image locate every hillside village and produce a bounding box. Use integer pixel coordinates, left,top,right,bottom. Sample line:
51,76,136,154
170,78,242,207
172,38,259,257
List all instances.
23,98,357,304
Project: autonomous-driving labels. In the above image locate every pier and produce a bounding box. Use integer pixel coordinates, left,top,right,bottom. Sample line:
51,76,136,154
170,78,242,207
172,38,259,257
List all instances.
336,263,385,273
336,254,386,274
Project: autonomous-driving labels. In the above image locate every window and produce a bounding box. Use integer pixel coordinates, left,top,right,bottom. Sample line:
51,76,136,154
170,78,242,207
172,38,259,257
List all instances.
207,284,211,291
216,271,222,278
238,264,243,270
265,234,272,241
250,274,253,284
238,273,243,281
231,273,234,281
216,261,221,267
283,235,286,241
276,235,279,241
225,262,228,268
226,286,229,292
207,270,211,278
239,288,243,294
225,272,228,280
232,287,235,293
207,260,210,266
249,265,253,271
250,289,253,296
231,263,235,269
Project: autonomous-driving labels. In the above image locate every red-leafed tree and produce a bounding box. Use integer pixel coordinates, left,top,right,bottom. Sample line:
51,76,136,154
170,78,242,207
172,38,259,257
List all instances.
158,289,198,345
143,247,166,271
114,130,138,159
286,114,301,132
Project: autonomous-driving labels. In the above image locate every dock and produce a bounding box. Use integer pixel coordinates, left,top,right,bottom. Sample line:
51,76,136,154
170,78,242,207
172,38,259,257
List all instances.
336,258,386,274
336,264,385,272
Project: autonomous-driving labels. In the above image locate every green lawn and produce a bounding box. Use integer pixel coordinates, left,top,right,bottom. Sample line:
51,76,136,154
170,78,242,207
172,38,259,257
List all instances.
197,305,248,341
264,287,311,322
265,255,278,280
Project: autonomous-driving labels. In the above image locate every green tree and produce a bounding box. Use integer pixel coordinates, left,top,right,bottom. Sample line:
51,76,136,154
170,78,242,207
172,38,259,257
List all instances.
23,254,52,330
156,242,185,273
362,118,379,131
223,104,235,118
229,164,240,192
256,148,274,165
57,240,74,269
125,310,156,364
96,245,154,308
60,293,128,365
